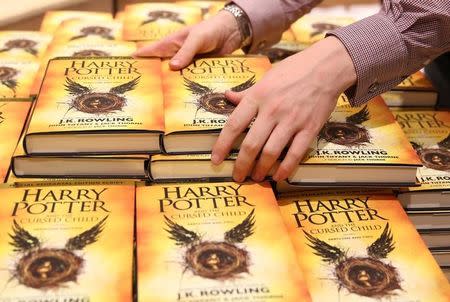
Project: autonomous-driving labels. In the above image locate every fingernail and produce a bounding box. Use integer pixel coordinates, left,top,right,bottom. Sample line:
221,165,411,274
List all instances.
252,172,264,182
272,173,280,182
234,175,245,183
170,59,180,67
211,154,221,165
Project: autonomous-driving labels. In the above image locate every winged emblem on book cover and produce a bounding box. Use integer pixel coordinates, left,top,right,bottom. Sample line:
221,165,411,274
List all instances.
0,66,18,97
70,26,114,41
0,39,38,56
140,11,186,26
410,134,450,171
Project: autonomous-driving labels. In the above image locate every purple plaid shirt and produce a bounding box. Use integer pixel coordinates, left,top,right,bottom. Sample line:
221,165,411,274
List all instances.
232,0,450,106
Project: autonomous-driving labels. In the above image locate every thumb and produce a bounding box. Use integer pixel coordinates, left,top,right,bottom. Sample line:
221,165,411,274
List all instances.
170,32,203,70
225,90,245,105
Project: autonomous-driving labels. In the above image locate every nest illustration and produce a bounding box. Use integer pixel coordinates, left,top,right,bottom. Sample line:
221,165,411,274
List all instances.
410,134,450,171
140,11,186,26
184,76,255,116
0,66,18,96
319,105,371,147
9,217,108,289
70,26,114,41
0,39,38,56
165,209,255,280
64,76,139,114
304,223,402,298
259,47,298,63
71,49,110,57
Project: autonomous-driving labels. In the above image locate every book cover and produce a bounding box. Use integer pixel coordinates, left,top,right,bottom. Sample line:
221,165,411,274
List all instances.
51,19,124,44
0,99,31,181
137,181,311,302
30,41,137,95
176,1,226,18
393,71,435,92
298,95,420,166
122,3,202,41
163,55,271,135
0,183,134,300
0,31,52,59
27,57,164,144
393,108,450,192
278,190,450,301
40,11,113,34
0,59,40,98
259,29,300,63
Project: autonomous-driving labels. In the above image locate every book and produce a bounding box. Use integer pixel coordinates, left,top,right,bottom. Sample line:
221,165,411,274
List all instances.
137,181,311,302
0,59,40,98
176,1,226,18
30,40,137,95
382,71,438,107
407,209,450,230
419,230,450,248
278,190,450,301
25,57,164,155
393,108,450,208
0,31,52,59
430,248,450,266
51,19,124,44
286,95,421,186
162,55,271,154
258,29,301,63
291,15,356,49
40,11,113,34
122,3,202,41
0,183,134,300
0,99,31,182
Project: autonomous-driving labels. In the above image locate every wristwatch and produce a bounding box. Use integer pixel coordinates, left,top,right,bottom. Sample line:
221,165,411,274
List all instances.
222,3,253,49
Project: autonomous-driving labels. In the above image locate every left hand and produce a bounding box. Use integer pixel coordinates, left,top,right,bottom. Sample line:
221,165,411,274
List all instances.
211,36,357,182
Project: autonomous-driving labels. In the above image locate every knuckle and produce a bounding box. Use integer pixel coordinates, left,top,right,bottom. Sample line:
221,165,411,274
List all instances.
241,140,259,154
261,147,279,160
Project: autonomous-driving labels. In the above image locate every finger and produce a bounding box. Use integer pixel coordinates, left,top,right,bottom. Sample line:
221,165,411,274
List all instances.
211,98,258,165
170,31,205,70
232,116,277,182
225,90,245,105
272,129,317,181
251,123,295,182
133,28,189,58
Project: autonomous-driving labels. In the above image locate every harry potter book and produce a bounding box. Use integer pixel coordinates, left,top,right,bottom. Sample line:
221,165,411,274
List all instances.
258,29,301,63
393,108,450,208
0,183,134,300
40,11,113,34
0,99,31,182
30,41,137,95
0,31,52,59
137,181,311,302
176,1,226,19
286,95,421,186
278,190,450,301
418,230,450,248
382,71,437,107
25,57,164,155
407,209,450,231
0,59,40,98
122,3,202,41
162,55,271,154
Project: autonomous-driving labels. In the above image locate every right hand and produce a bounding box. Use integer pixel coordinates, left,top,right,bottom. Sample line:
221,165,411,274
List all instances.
134,10,242,70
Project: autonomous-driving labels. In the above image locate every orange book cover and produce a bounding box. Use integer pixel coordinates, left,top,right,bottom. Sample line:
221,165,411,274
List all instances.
0,99,31,181
163,55,271,134
137,181,311,302
27,56,164,136
122,3,202,41
51,19,123,44
259,29,300,63
393,108,450,192
0,31,52,59
393,71,435,91
40,11,113,34
176,1,226,18
0,183,134,300
0,59,39,98
30,41,137,95
278,190,450,302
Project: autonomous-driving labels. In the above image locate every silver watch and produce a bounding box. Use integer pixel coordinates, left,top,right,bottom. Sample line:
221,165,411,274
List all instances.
222,3,253,48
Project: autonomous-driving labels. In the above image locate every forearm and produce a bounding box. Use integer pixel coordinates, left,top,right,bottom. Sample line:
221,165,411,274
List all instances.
231,0,322,52
328,0,450,106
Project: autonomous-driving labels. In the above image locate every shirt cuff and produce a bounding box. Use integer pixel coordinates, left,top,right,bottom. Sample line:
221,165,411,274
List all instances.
232,0,286,53
327,13,409,106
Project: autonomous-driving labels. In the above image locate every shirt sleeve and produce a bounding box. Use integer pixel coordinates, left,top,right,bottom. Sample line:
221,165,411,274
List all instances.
231,0,322,53
327,1,450,106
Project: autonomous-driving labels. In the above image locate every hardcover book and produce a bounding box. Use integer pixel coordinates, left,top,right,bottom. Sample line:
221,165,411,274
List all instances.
30,41,137,95
393,108,450,208
40,11,113,34
258,29,300,63
122,3,202,41
0,31,52,59
419,230,450,248
407,209,450,231
278,190,450,301
286,95,421,186
162,55,271,154
0,99,31,182
382,71,437,107
176,1,226,18
25,57,164,155
0,183,135,300
0,59,39,98
137,181,311,302
51,19,124,44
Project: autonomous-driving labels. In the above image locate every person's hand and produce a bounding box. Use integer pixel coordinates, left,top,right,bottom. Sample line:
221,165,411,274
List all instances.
134,10,241,70
211,36,357,182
